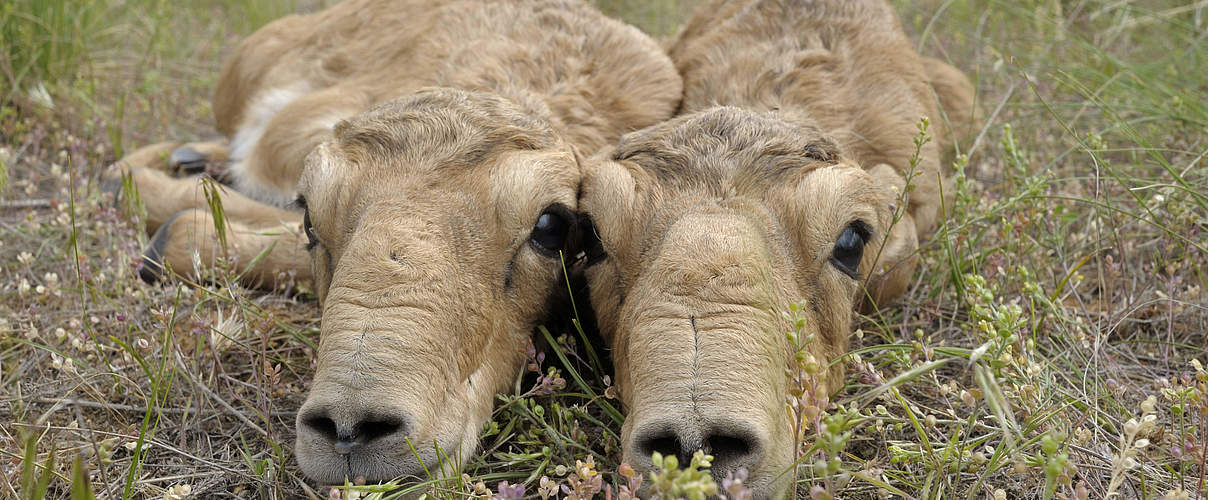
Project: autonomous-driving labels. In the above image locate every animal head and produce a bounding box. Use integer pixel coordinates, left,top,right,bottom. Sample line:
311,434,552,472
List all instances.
579,107,912,497
294,88,585,483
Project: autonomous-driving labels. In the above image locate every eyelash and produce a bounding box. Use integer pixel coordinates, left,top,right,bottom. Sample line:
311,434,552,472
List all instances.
303,210,319,251
297,195,319,251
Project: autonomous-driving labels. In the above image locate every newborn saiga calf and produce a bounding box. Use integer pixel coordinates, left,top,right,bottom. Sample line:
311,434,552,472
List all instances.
108,0,681,486
578,0,977,496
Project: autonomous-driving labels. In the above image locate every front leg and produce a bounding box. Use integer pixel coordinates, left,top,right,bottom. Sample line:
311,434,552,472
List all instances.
108,141,230,178
106,141,235,233
166,142,231,177
118,168,299,235
141,208,310,291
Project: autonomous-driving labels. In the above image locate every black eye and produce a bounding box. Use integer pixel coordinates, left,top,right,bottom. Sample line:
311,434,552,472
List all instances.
830,223,868,279
303,209,319,251
529,206,572,255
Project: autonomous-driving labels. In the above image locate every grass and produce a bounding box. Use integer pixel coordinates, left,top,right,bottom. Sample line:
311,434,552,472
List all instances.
1,0,1206,499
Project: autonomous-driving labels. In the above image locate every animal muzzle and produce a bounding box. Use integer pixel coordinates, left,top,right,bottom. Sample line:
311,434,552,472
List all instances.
296,389,430,483
293,314,478,484
617,307,794,498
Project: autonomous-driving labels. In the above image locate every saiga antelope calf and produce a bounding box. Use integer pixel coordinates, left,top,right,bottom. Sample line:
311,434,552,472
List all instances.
109,0,681,486
577,0,978,496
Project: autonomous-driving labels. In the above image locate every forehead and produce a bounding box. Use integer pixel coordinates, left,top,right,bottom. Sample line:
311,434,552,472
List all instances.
589,106,889,242
336,89,557,175
300,88,564,204
610,106,843,192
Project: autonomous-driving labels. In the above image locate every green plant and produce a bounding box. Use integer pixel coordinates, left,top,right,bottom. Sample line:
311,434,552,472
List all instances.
646,450,718,500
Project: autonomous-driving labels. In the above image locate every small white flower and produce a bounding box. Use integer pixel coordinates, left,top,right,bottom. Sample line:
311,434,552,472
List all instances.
124,441,151,453
1141,395,1157,414
163,483,192,500
27,82,54,109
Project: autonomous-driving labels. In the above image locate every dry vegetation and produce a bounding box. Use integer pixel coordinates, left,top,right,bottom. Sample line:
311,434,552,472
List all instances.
1,0,1206,499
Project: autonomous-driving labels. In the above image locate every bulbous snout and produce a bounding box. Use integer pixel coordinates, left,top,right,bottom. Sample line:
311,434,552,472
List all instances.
611,211,797,498
629,415,767,479
295,392,429,484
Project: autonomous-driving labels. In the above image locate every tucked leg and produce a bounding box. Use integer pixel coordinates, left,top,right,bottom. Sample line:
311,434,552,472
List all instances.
106,141,235,233
168,141,231,176
109,141,230,177
119,168,298,235
141,208,309,290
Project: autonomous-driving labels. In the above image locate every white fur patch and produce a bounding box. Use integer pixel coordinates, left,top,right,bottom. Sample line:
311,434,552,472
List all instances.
229,85,309,162
226,85,310,206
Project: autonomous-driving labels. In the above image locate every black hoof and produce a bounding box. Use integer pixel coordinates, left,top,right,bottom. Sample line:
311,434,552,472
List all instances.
169,146,209,175
139,212,181,284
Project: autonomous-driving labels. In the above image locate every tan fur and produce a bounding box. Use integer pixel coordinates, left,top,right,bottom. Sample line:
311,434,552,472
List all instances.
108,0,681,485
580,1,976,496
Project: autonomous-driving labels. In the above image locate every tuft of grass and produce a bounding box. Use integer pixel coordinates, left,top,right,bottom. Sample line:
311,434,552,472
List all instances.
0,0,106,100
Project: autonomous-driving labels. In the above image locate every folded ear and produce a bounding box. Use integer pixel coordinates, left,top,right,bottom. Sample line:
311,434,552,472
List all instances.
573,154,640,270
568,143,588,186
860,163,922,310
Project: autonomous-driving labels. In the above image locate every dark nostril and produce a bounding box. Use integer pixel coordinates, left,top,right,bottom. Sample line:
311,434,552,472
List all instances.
632,420,763,474
706,433,752,458
704,431,761,473
303,414,339,442
299,403,412,462
355,418,404,443
303,413,405,444
637,432,683,461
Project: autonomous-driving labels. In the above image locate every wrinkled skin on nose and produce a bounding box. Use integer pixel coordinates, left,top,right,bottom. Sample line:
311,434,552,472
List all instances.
580,107,894,499
615,212,796,495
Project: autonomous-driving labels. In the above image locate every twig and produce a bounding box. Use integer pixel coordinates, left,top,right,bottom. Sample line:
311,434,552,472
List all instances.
175,352,271,438
7,422,249,476
28,397,296,418
0,198,52,210
136,470,224,485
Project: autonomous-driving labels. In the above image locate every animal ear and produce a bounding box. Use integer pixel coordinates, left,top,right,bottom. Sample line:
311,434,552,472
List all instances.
569,143,588,170
575,156,638,269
